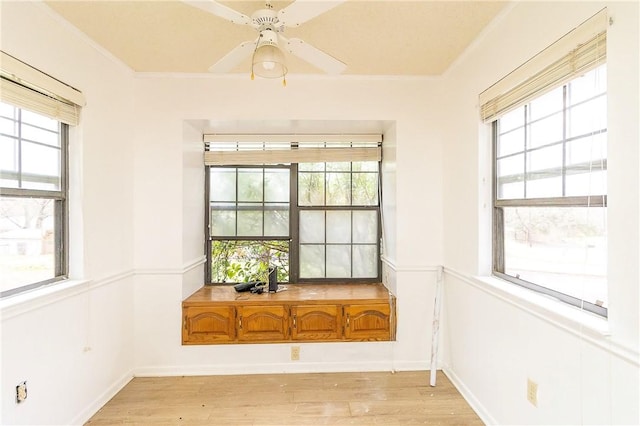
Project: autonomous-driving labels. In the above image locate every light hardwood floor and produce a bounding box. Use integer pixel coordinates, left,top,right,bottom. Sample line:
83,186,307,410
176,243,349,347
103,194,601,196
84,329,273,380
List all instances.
85,370,483,425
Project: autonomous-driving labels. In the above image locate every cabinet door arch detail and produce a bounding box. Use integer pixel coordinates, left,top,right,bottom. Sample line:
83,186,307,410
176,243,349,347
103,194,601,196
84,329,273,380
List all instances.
292,305,342,340
238,305,289,341
344,304,391,340
183,306,235,343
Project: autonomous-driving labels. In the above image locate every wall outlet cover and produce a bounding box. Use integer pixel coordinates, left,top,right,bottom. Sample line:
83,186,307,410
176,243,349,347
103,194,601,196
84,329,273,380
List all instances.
16,381,27,403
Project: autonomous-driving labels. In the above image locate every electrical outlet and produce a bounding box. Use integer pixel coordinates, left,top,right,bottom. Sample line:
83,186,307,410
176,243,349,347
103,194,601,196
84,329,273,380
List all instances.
16,381,27,404
291,346,300,361
527,378,538,407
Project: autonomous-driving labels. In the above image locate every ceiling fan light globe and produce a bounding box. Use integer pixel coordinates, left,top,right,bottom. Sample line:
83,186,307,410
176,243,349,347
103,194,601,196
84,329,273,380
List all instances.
252,44,287,78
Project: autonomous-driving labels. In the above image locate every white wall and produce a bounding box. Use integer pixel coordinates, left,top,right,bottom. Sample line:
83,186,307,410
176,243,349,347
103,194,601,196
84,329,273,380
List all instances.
0,2,136,425
131,75,444,375
441,1,639,424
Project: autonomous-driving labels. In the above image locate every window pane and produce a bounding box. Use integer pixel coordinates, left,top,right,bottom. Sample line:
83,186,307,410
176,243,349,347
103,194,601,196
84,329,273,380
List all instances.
326,245,351,278
21,123,59,147
211,208,236,236
0,103,17,119
353,245,378,278
497,127,525,157
326,173,351,205
1,135,18,173
264,206,289,236
498,181,524,200
0,117,18,136
326,162,350,172
237,209,263,236
326,211,351,243
352,161,378,172
210,240,289,283
528,112,562,148
526,176,562,198
237,169,263,202
569,65,606,106
299,162,325,172
353,211,377,243
528,145,563,173
529,86,563,121
566,171,607,197
568,96,607,138
300,245,325,278
298,172,324,205
299,211,324,243
503,206,607,307
497,154,524,178
352,173,378,205
0,197,56,292
21,109,59,131
499,106,525,133
264,169,289,202
566,134,607,165
210,168,236,202
21,142,60,190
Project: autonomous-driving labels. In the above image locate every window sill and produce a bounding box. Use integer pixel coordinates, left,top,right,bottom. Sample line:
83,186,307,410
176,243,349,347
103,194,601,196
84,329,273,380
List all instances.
445,268,609,339
1,279,91,321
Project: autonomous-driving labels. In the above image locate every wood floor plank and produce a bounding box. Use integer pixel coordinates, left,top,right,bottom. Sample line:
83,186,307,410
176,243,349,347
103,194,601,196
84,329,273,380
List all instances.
85,370,483,425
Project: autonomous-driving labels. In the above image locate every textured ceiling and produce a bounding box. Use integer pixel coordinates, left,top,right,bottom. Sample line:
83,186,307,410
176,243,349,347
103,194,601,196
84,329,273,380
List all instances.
44,0,508,76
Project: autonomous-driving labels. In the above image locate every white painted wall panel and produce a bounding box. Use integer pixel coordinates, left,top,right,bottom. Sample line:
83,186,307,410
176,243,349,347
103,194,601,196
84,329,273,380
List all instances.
441,1,639,424
0,2,136,424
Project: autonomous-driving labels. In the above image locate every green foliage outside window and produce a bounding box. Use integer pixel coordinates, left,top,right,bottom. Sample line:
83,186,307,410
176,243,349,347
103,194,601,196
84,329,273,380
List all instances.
211,240,289,283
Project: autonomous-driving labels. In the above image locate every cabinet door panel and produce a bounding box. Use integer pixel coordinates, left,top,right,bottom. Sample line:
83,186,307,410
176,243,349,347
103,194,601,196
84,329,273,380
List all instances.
238,305,289,341
292,305,341,341
344,304,391,341
183,306,235,344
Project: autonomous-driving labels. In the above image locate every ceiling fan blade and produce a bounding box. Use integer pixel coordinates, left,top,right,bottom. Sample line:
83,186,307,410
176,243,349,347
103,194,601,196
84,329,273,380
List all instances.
278,0,346,27
182,0,251,25
283,36,347,75
208,40,257,73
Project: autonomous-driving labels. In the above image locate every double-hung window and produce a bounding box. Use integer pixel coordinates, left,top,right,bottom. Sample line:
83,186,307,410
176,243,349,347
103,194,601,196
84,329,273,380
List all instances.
0,51,83,297
0,103,68,296
482,11,608,316
205,135,382,284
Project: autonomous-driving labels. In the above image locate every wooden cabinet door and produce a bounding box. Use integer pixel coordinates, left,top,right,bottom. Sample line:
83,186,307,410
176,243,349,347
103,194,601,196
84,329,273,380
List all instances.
183,306,236,344
237,305,289,341
344,304,391,341
291,305,342,341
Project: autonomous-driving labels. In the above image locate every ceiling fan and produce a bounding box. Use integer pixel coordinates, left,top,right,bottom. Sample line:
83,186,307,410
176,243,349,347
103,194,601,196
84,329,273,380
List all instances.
182,0,347,80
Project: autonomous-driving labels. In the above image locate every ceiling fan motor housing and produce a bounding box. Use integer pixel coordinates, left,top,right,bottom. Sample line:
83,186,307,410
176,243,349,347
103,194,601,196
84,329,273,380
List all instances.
252,9,281,32
257,28,279,47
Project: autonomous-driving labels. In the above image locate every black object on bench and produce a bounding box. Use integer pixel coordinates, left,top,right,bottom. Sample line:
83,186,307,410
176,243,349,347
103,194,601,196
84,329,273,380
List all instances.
234,281,264,292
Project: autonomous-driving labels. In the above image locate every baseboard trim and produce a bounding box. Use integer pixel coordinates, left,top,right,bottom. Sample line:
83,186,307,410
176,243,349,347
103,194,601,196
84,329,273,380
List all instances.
134,361,430,377
442,366,496,425
70,369,134,425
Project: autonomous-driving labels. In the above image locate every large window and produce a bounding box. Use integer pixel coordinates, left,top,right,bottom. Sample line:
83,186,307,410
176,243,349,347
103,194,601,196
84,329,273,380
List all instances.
205,138,381,284
493,64,607,316
0,102,68,296
208,166,291,283
298,162,379,279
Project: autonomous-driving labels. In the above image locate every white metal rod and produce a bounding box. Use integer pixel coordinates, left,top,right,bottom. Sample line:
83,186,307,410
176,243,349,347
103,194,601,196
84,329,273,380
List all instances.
430,265,444,386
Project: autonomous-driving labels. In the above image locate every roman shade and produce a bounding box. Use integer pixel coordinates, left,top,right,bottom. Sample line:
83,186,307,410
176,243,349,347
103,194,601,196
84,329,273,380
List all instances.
479,8,607,123
204,133,382,165
1,51,85,125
